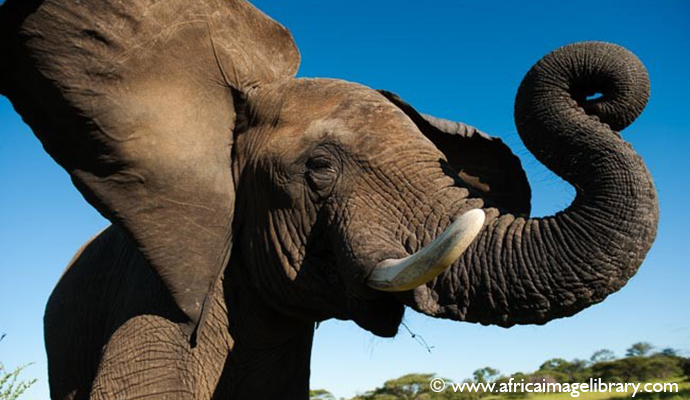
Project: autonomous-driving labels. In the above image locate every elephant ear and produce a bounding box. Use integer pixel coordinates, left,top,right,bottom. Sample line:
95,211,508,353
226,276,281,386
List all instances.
0,0,299,338
379,90,531,216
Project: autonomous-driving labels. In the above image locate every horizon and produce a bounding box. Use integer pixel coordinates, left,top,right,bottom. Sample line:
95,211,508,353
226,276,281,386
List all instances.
1,1,688,399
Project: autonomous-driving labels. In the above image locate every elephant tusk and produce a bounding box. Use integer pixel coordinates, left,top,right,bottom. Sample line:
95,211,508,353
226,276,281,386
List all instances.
367,209,485,292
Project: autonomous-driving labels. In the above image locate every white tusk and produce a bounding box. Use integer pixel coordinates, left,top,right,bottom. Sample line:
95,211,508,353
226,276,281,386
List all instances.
367,209,485,292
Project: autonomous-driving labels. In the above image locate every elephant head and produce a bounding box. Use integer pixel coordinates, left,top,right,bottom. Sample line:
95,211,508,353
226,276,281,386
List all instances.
1,0,657,347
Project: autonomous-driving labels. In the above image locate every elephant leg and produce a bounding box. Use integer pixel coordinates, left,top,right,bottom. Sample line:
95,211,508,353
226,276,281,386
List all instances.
90,316,200,399
89,285,232,399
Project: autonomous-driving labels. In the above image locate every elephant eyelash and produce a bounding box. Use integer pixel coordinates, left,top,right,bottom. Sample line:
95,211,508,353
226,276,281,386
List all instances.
306,157,335,173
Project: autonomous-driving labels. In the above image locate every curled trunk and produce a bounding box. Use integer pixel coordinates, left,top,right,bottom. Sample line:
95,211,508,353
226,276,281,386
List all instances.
409,42,659,326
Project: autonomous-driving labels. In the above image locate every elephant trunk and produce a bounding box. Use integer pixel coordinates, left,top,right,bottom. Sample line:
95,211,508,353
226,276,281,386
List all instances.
408,42,659,326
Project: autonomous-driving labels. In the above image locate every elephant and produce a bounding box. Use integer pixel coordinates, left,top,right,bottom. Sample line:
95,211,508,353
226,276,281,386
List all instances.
0,0,658,398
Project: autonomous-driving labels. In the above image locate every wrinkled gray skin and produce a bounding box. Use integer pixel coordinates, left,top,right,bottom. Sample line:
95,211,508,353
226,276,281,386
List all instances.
0,0,658,399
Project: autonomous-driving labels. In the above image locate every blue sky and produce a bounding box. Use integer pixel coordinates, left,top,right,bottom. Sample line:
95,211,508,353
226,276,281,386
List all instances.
1,1,688,399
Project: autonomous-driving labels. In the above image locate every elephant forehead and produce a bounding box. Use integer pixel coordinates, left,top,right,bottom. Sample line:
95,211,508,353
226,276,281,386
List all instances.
267,99,429,153
262,118,354,158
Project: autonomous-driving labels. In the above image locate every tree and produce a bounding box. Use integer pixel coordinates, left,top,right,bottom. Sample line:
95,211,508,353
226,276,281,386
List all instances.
379,373,434,400
591,354,683,382
659,348,679,357
537,358,587,383
539,358,569,371
356,373,437,400
472,367,500,384
0,334,36,400
590,349,616,363
310,389,335,400
0,363,37,400
626,342,653,357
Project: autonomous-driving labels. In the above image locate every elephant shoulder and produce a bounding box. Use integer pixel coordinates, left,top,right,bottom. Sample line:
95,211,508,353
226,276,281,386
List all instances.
47,224,185,331
57,225,139,284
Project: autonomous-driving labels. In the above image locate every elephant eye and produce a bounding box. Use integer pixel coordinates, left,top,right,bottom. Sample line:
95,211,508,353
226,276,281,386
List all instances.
306,156,338,196
306,157,334,172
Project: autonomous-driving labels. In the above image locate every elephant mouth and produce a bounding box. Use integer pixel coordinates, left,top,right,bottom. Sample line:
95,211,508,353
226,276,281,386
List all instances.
316,258,405,337
350,292,405,337
333,209,485,337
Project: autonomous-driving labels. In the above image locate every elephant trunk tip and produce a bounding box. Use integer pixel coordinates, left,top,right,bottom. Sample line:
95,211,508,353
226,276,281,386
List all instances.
514,41,651,185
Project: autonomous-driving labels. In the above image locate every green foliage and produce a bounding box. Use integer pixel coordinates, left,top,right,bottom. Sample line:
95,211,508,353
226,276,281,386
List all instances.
472,367,500,384
310,389,336,400
351,373,486,400
0,363,37,400
590,349,616,363
354,373,437,400
537,358,588,383
0,334,36,400
591,354,684,382
626,342,654,357
331,341,688,400
659,348,679,357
